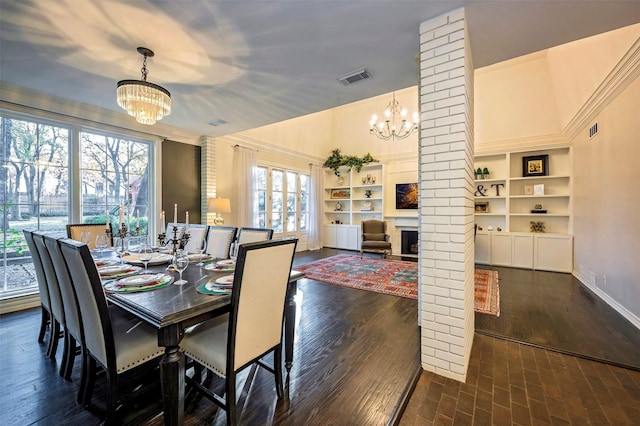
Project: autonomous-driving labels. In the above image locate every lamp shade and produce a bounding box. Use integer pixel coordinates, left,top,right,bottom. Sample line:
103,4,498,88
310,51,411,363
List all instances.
208,197,231,213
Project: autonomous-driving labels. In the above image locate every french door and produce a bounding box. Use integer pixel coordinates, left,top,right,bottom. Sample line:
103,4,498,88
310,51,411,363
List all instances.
255,166,309,250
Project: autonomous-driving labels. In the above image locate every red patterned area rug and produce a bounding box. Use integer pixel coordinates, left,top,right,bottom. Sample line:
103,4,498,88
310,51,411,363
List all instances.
297,255,500,316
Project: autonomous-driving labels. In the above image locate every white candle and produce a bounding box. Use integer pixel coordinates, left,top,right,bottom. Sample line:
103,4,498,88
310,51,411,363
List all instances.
136,209,140,228
161,211,165,232
185,211,189,232
119,202,125,225
105,211,109,230
173,203,178,225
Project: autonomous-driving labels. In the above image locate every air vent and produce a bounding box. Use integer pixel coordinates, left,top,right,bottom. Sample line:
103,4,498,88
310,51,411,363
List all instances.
337,68,372,86
589,122,598,139
208,119,228,127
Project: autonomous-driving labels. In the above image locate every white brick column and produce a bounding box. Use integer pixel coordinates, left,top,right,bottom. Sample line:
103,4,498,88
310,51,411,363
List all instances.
200,135,217,225
418,7,475,382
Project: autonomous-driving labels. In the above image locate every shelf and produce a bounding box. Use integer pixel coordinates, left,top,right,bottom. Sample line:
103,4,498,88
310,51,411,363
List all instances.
474,196,506,200
509,194,569,199
510,213,569,217
510,175,570,181
474,178,506,183
475,213,505,217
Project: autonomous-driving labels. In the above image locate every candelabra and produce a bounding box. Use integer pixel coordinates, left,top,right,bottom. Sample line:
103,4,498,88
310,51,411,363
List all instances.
158,224,190,256
106,222,140,257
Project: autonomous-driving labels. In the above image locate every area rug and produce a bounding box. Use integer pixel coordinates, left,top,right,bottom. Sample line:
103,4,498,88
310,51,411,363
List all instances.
297,255,500,316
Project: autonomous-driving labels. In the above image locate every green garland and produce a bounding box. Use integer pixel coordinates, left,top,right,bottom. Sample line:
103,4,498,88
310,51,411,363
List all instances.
323,149,378,176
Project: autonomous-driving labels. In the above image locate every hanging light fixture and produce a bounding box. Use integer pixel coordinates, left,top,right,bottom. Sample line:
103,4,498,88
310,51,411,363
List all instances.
117,47,171,125
369,92,419,140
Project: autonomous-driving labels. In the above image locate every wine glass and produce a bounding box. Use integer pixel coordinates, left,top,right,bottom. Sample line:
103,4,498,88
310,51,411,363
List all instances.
79,231,92,246
195,238,207,267
173,250,189,285
95,234,108,258
138,243,153,272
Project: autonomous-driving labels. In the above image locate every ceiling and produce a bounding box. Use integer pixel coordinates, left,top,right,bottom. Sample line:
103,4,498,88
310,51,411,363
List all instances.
1,0,639,139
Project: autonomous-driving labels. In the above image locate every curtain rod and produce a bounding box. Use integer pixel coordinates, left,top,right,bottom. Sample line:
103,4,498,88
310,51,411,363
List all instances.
232,144,259,152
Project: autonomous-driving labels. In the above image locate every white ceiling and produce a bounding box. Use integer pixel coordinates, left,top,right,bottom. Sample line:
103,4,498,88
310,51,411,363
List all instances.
1,0,639,139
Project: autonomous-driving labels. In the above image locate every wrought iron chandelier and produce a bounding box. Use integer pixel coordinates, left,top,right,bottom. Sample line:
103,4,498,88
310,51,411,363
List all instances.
117,47,171,125
369,92,419,140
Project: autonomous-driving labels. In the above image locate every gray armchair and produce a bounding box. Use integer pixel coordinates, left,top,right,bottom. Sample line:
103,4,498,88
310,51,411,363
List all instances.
360,220,392,258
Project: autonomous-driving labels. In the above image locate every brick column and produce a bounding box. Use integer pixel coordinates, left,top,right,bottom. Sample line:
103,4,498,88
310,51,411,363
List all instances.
200,135,217,225
418,7,475,382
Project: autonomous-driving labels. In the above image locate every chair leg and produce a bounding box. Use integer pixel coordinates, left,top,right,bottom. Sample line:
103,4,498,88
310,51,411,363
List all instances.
274,345,284,399
77,347,89,404
60,332,71,378
61,334,77,380
226,372,237,426
105,371,120,426
46,319,60,359
82,356,97,407
38,307,49,343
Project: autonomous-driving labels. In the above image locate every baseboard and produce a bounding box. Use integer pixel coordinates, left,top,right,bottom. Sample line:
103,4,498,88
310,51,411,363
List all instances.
0,293,41,315
573,271,640,330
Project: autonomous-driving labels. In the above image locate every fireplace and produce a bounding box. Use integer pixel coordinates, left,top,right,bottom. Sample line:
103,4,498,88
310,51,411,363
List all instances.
401,230,418,255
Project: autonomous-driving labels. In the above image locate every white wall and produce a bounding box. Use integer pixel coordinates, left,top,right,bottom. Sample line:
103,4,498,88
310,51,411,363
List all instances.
572,76,640,323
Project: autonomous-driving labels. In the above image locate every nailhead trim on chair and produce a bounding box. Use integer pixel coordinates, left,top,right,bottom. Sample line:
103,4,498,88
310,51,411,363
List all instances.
117,350,165,374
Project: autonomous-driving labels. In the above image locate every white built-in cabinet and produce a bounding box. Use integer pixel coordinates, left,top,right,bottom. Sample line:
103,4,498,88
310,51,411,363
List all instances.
322,163,384,250
474,147,573,273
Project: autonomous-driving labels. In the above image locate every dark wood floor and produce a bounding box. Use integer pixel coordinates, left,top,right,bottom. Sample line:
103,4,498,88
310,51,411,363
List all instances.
0,248,420,425
475,265,640,370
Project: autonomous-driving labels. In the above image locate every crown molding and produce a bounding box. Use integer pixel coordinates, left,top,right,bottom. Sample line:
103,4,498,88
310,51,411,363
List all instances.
215,134,325,165
474,133,569,155
563,37,640,140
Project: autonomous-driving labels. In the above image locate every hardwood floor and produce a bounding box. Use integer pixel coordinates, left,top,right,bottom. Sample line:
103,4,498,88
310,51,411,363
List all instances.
0,248,420,425
2,249,638,425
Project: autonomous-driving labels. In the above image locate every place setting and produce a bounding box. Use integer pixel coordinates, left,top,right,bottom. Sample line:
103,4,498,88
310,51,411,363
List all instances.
203,259,236,272
103,273,174,293
197,274,234,296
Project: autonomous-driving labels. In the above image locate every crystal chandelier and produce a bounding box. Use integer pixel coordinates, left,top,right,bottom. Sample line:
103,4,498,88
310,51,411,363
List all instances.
117,47,171,125
369,92,419,140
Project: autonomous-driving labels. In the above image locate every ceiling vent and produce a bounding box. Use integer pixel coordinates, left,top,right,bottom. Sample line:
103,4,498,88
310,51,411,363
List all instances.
589,122,599,139
208,119,228,127
337,68,372,86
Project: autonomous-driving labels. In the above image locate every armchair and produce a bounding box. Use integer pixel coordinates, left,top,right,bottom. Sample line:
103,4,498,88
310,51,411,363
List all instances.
360,220,392,258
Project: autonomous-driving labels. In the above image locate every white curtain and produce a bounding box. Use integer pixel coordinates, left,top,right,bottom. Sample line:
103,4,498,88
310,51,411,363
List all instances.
308,164,323,250
234,146,257,227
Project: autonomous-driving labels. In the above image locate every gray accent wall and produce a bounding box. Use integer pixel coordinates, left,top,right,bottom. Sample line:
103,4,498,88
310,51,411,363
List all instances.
162,140,202,225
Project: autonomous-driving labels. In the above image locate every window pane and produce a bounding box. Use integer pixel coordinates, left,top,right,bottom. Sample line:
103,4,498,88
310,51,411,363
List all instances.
272,212,283,233
256,167,267,190
272,192,282,213
286,212,296,232
272,170,283,191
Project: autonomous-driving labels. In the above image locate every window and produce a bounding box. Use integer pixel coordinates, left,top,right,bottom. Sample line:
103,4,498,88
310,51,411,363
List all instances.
0,113,154,299
253,165,309,239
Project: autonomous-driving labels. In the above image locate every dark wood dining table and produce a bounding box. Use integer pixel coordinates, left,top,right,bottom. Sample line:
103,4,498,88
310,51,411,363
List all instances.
104,255,304,426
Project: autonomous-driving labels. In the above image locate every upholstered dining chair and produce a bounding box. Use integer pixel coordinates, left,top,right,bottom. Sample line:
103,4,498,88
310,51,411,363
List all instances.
59,238,165,422
205,226,237,259
23,230,53,347
180,238,298,425
236,227,274,245
182,224,208,254
32,231,66,360
360,220,392,258
43,235,84,388
66,222,113,250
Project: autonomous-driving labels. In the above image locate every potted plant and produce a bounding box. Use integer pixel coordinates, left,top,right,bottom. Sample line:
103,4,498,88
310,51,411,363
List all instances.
323,149,378,176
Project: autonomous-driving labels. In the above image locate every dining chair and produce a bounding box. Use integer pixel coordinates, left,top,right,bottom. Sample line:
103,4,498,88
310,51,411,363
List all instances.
66,222,113,249
164,222,186,250
59,238,165,422
180,238,298,425
23,230,53,347
182,224,208,254
43,235,84,389
235,227,274,245
205,226,237,259
31,231,66,360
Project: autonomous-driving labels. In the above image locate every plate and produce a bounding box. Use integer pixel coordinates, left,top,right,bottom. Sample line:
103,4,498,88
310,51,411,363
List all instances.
118,273,165,287
203,263,235,272
197,283,232,296
216,259,235,266
94,259,119,267
98,264,130,275
121,253,172,266
213,275,234,286
104,274,173,293
188,253,213,262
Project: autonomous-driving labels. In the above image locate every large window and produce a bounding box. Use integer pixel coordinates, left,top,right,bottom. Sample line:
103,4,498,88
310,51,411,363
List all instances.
254,166,309,238
0,114,153,299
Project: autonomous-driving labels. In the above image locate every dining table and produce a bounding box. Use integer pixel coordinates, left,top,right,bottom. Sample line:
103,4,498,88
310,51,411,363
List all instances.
102,251,304,426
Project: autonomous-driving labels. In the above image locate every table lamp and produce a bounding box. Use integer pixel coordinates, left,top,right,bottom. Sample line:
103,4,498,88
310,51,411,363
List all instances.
208,197,231,225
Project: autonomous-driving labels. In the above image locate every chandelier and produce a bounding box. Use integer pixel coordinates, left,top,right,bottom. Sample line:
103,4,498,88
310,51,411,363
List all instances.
369,92,419,140
117,47,171,125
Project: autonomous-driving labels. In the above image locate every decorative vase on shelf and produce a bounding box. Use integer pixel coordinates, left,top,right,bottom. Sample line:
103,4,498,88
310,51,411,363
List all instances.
364,190,372,198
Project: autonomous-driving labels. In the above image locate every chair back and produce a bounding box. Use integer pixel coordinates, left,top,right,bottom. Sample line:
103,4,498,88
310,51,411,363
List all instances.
66,223,113,249
164,223,186,250
44,235,81,342
182,224,208,254
59,238,115,371
23,230,51,311
205,226,237,259
361,219,386,238
229,238,297,371
236,227,274,245
33,231,65,325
